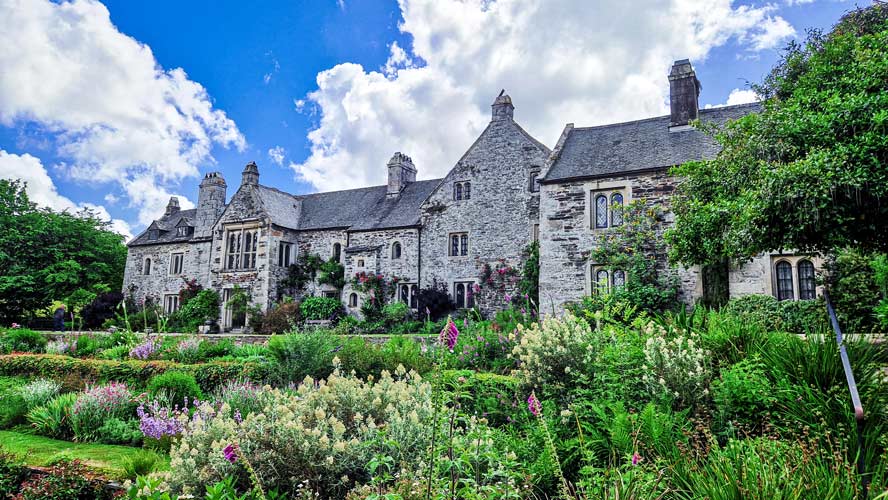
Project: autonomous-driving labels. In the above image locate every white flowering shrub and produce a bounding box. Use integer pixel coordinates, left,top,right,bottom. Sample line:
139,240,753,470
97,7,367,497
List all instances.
167,364,434,498
511,312,595,391
642,321,711,408
19,378,62,410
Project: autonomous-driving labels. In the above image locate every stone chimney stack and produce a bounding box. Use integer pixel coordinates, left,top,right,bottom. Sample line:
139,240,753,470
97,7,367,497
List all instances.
386,152,417,197
241,161,259,186
669,59,701,128
164,196,180,217
491,90,514,121
195,172,227,238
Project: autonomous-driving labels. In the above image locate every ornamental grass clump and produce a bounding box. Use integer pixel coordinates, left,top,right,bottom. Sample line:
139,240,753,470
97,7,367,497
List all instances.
70,382,135,442
167,366,433,498
511,312,595,393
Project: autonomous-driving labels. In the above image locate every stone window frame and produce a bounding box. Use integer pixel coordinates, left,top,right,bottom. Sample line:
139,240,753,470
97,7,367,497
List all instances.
529,168,541,193
453,280,476,309
398,283,419,309
391,241,402,260
452,181,472,201
223,224,260,271
531,223,540,242
769,254,820,302
585,180,631,231
176,226,190,238
163,294,180,315
585,262,628,296
278,241,293,267
332,242,342,263
448,232,469,257
168,252,185,276
348,293,359,308
143,257,152,276
357,258,365,268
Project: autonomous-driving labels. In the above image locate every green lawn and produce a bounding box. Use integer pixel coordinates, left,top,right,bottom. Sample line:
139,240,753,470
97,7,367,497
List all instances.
0,430,169,477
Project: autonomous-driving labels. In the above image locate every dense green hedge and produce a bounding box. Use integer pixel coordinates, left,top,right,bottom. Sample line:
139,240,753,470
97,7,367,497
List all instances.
0,354,269,392
723,295,829,334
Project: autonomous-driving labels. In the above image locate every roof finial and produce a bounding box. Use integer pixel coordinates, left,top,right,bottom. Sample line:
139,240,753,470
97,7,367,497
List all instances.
498,89,505,97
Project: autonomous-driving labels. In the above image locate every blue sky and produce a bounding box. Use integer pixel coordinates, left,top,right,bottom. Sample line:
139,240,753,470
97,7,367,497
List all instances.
0,0,863,238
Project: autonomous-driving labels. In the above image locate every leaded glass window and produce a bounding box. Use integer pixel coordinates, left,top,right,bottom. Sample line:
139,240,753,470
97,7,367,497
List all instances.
798,260,816,300
450,235,460,256
460,234,468,255
595,194,608,228
454,183,463,201
613,269,625,288
595,269,609,293
776,261,794,301
611,193,624,227
455,283,465,308
464,182,471,200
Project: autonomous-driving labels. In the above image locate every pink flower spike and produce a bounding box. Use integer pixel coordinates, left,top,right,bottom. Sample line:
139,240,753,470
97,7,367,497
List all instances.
632,452,641,466
223,443,238,463
527,391,541,418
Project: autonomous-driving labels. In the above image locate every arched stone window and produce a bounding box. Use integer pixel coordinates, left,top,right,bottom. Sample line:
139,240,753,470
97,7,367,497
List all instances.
595,269,609,293
611,193,624,227
595,194,608,229
776,260,794,301
333,243,342,262
455,283,465,308
613,269,626,288
144,258,152,275
400,284,409,303
348,293,358,308
798,259,816,300
392,241,402,259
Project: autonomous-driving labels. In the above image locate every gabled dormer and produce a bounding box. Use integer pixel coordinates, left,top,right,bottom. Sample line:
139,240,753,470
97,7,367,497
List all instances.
175,217,193,238
145,221,165,241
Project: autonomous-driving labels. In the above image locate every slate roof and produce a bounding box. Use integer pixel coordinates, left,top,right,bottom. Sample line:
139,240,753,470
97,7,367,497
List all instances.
255,185,303,230
128,209,197,246
297,179,441,231
542,102,761,183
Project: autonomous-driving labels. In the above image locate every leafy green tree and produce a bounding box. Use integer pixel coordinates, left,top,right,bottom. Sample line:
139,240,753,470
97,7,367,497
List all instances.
0,179,127,322
668,5,888,265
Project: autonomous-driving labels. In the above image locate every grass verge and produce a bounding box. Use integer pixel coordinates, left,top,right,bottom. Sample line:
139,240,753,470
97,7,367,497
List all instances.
0,429,169,477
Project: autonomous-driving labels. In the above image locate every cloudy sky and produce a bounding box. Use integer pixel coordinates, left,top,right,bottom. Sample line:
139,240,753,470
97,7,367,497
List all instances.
0,0,862,239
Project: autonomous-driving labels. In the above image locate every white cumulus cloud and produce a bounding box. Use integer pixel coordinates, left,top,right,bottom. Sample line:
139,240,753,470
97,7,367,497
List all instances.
704,87,760,108
0,0,245,226
268,146,286,166
292,0,797,192
0,150,133,239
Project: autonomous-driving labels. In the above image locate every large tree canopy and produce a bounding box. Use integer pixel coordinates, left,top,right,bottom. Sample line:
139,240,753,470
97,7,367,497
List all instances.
668,5,888,266
0,179,127,322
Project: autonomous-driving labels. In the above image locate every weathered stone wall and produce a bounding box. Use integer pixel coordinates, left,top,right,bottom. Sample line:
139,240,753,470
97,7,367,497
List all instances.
294,229,347,298
267,224,302,302
342,228,421,316
538,169,702,314
419,115,548,316
122,241,211,305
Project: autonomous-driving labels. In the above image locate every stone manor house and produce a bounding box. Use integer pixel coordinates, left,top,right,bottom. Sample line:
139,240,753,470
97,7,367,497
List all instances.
124,60,821,329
